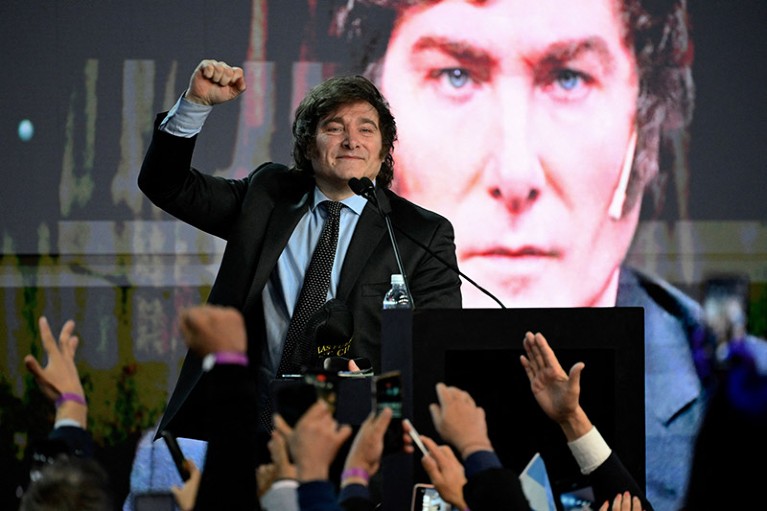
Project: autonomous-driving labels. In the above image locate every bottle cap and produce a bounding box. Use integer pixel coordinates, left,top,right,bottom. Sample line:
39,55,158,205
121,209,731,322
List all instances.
391,274,404,285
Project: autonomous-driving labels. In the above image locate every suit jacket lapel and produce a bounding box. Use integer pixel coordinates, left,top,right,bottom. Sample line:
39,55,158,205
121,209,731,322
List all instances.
250,191,311,295
337,188,389,300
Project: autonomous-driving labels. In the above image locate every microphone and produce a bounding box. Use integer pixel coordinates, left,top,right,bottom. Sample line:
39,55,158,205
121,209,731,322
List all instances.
349,177,414,308
349,178,506,309
348,177,376,202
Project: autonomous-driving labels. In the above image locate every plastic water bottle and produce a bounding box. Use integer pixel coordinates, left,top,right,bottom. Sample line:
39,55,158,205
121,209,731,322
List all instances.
383,274,412,309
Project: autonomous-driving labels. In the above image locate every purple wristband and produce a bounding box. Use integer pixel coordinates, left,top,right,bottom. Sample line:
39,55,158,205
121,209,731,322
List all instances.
341,467,370,483
214,352,248,365
202,352,249,371
55,392,86,408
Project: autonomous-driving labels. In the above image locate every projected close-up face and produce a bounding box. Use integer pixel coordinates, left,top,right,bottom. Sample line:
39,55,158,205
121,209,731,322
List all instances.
379,0,640,308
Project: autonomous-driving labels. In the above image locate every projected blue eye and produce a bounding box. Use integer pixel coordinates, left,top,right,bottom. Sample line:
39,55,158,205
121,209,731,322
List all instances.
555,70,583,91
441,68,471,88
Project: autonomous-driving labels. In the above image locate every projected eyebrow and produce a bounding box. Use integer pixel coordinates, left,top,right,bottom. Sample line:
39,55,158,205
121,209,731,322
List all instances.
412,35,615,72
412,35,497,81
535,37,616,74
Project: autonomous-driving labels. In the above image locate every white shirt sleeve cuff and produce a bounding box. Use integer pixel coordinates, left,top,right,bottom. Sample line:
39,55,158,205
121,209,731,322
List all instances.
54,418,84,429
159,94,213,137
260,479,300,511
567,426,611,475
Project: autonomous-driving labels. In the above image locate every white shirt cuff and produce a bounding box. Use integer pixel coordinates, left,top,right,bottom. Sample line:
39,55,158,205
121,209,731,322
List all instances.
159,94,213,137
54,418,84,429
260,479,300,510
567,426,611,475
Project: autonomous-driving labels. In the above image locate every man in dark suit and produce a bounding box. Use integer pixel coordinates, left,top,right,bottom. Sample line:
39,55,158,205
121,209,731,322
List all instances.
138,59,462,443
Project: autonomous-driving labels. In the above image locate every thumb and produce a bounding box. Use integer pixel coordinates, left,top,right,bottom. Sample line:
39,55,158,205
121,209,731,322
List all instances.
348,358,361,372
568,361,585,384
428,403,441,429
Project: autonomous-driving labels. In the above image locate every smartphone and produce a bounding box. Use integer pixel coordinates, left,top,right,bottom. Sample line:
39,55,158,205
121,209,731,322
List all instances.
305,370,338,413
272,370,338,427
411,483,457,511
160,430,190,481
403,418,429,457
373,370,404,454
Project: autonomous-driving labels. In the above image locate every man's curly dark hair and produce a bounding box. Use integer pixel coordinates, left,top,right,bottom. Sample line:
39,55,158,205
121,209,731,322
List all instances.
292,74,397,189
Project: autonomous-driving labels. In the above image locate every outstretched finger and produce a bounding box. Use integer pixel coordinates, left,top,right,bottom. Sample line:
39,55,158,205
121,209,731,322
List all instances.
372,405,393,433
529,332,549,370
428,402,442,429
520,353,534,381
38,316,58,354
522,332,542,372
434,382,449,407
61,335,79,360
58,319,76,345
421,436,451,467
23,354,45,381
535,333,563,369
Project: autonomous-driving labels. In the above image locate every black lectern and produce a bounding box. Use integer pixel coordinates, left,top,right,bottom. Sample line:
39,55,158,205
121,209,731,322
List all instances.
380,307,645,511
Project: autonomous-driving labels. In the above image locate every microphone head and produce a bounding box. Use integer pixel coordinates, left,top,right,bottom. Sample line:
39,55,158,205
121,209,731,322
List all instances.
348,177,365,195
348,177,376,200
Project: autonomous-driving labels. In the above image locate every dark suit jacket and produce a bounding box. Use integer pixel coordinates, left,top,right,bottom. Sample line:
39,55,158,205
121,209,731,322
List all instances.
463,452,653,511
139,116,462,442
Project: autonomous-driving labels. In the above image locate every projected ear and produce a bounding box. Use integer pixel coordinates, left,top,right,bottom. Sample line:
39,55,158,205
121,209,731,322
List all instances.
608,127,638,220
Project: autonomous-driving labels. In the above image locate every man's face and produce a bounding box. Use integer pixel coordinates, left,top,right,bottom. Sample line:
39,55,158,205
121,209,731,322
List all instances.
310,101,384,197
380,0,640,307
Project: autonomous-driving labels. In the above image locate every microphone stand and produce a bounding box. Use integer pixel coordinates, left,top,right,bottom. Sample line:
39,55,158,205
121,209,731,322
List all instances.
349,178,414,309
348,177,506,309
391,224,506,309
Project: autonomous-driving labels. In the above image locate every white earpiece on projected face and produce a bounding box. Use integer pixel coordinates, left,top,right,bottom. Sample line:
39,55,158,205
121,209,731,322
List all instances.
608,127,638,220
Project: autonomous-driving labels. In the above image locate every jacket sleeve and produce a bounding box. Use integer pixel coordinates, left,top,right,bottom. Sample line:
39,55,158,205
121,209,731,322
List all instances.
589,452,654,511
463,467,530,511
138,113,251,239
193,365,260,511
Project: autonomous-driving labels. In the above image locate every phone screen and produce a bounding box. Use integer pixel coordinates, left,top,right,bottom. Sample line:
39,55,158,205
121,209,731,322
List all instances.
411,484,457,511
559,484,595,511
374,371,402,417
373,371,404,454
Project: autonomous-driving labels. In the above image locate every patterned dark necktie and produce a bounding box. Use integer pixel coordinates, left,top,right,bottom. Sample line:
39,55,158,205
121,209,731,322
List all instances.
277,200,343,376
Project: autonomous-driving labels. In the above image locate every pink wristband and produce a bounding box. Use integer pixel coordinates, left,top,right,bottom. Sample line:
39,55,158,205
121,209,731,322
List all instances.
341,467,370,483
202,352,249,372
214,352,248,365
55,392,86,408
